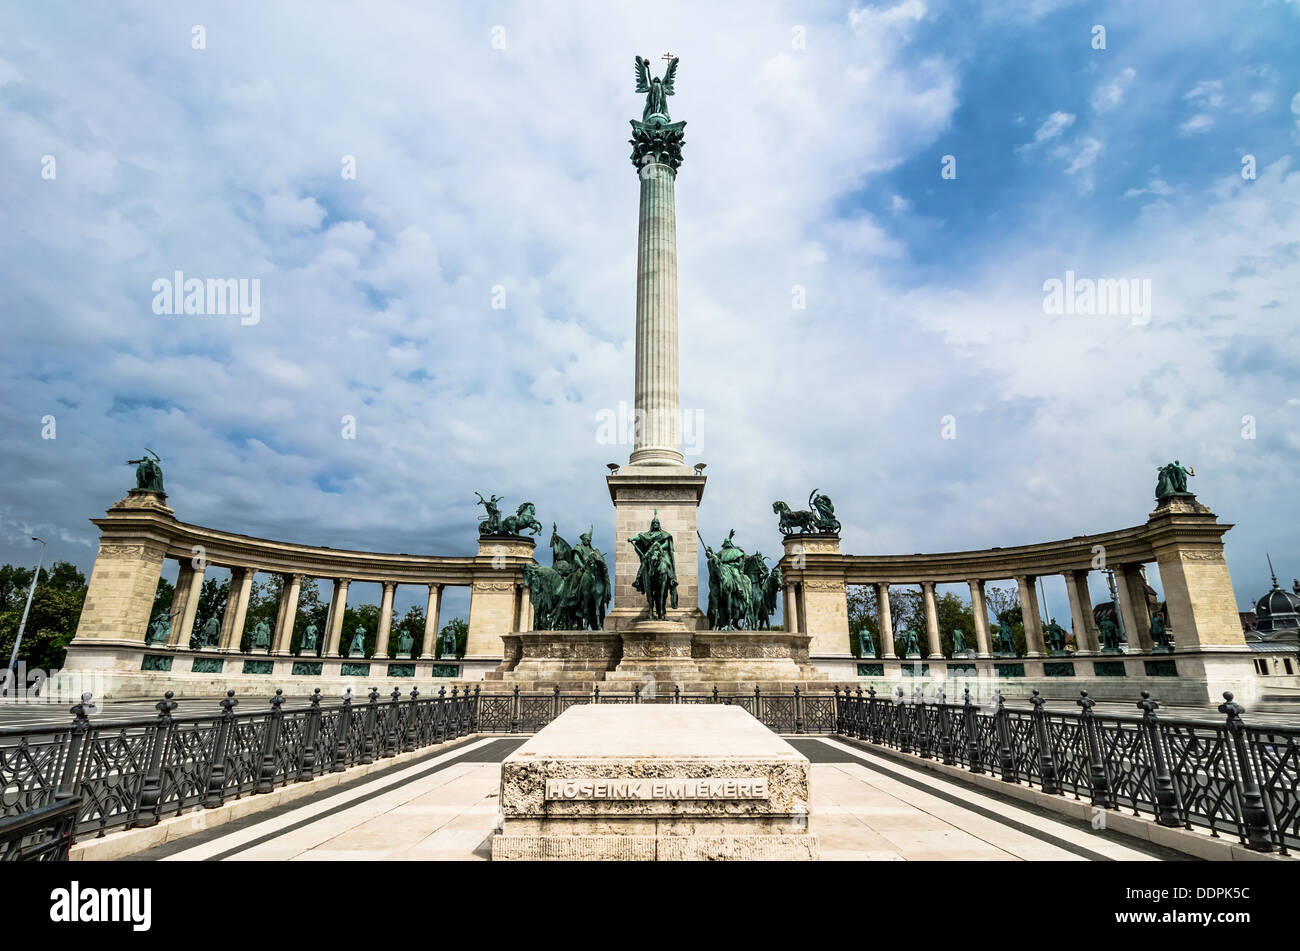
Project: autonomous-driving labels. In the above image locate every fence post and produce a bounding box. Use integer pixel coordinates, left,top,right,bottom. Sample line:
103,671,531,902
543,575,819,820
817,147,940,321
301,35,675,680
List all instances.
298,688,323,781
962,688,982,774
435,686,447,743
1029,689,1059,794
205,690,239,804
1218,691,1275,852
134,691,178,827
57,692,95,800
255,689,286,794
553,684,561,723
471,684,481,733
895,686,911,754
914,686,931,759
331,687,353,773
1077,690,1110,809
634,682,641,704
754,685,761,724
833,686,842,734
936,689,955,765
1137,691,1181,827
510,684,521,734
794,685,804,735
381,687,401,758
404,687,420,752
594,685,601,704
994,690,1015,782
361,687,380,764
674,684,680,705
864,686,877,743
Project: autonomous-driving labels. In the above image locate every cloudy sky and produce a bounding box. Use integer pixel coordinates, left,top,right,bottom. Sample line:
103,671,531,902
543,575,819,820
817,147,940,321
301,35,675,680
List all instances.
1,0,1297,622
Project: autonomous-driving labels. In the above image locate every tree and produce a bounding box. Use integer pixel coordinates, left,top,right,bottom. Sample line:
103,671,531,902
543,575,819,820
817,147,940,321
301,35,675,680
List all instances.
934,592,976,657
150,576,175,627
392,604,426,655
342,603,381,658
0,561,87,672
846,585,878,656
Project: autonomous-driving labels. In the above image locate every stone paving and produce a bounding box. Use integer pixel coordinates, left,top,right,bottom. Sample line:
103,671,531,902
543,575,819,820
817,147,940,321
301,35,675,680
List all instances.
132,735,1187,862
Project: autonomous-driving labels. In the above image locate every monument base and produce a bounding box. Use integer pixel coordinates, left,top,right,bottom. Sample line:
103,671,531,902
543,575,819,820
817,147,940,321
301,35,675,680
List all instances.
492,705,818,861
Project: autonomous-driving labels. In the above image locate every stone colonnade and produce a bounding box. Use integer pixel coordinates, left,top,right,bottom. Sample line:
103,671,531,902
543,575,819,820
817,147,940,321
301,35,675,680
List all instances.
66,490,536,688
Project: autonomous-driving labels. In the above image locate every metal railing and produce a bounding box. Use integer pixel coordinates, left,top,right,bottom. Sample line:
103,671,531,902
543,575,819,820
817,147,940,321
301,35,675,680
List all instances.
0,796,80,861
0,684,833,854
833,685,1300,855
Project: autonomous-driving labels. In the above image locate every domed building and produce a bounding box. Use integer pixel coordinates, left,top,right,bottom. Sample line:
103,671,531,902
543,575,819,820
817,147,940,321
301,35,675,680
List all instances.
1244,557,1299,680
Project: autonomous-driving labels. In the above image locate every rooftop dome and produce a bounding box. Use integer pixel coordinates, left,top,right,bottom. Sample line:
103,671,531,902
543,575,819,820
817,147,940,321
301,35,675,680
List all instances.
1253,557,1300,634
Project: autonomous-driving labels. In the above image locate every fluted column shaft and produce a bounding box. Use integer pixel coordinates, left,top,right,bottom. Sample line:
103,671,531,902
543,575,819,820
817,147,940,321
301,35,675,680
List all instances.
421,584,442,659
629,162,682,466
374,581,397,659
875,583,895,659
921,581,943,658
324,579,350,657
968,580,992,657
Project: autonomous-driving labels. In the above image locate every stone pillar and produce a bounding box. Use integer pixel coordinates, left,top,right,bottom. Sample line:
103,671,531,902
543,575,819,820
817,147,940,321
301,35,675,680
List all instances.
875,583,895,659
421,583,442,659
968,580,991,658
779,534,848,657
629,162,682,467
74,538,168,645
1115,564,1152,651
1064,570,1099,653
521,591,534,632
169,559,206,647
373,581,397,659
1148,531,1247,652
783,582,798,632
467,535,534,657
273,574,302,655
219,568,254,652
1017,575,1045,656
324,578,350,657
920,581,943,658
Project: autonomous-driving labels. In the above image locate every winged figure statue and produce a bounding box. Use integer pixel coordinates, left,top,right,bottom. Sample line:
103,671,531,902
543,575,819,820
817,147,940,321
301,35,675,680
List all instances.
635,54,679,122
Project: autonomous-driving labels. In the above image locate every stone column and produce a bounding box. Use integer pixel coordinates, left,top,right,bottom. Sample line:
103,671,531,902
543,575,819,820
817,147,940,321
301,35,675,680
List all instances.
1017,575,1046,656
1115,564,1152,651
219,568,254,652
373,581,397,659
783,582,798,632
875,583,895,659
629,161,682,467
73,537,167,644
324,578,350,657
467,535,534,657
968,580,992,658
169,559,206,647
273,574,302,655
921,581,943,658
420,583,442,659
1064,570,1099,653
521,592,534,632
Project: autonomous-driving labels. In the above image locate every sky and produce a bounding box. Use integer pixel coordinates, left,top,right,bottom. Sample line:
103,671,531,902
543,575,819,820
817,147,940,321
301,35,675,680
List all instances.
1,0,1298,624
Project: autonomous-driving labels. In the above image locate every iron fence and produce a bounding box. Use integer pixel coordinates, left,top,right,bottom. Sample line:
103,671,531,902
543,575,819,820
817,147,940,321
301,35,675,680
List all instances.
0,683,831,855
0,796,80,861
834,685,1300,855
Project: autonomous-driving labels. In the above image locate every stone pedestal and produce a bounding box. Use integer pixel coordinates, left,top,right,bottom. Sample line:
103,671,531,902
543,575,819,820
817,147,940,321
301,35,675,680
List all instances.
492,705,818,861
466,535,534,658
605,620,697,683
605,466,706,630
779,534,849,657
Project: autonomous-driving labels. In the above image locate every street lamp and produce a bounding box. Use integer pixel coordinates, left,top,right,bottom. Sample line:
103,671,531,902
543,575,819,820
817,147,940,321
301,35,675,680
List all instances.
5,536,47,695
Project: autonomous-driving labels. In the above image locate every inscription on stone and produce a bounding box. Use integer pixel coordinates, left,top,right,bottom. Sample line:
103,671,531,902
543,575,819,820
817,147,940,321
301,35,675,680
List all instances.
544,777,769,801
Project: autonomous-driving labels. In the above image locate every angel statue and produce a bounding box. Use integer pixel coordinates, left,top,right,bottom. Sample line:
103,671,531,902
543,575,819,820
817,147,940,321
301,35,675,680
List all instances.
635,54,678,121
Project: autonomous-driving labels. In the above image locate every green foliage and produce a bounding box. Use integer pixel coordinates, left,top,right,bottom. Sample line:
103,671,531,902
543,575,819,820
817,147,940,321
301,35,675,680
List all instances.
343,603,381,657
239,574,284,652
392,604,426,655
934,592,976,657
150,576,175,625
0,561,87,671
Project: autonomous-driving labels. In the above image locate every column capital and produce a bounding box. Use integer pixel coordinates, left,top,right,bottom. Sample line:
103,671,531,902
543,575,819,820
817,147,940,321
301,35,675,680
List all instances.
381,579,397,593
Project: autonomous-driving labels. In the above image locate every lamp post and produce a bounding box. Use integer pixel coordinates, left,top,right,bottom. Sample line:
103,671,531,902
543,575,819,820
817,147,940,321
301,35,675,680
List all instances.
5,536,47,695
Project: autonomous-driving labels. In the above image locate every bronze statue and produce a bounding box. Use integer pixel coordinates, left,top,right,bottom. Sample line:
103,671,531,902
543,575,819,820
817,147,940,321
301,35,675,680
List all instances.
146,609,178,645
635,54,678,121
1044,618,1067,653
952,628,967,654
1155,460,1195,499
773,489,841,536
127,449,165,493
396,629,414,657
300,623,319,655
1098,617,1121,651
857,627,876,658
702,530,752,630
630,510,678,620
250,620,272,651
347,626,366,658
1149,613,1171,651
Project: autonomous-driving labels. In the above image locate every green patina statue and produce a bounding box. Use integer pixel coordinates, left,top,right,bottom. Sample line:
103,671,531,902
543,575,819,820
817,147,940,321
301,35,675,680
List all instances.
1099,616,1122,651
1155,460,1195,499
995,620,1016,655
192,615,220,650
772,489,841,536
1149,613,1171,651
348,626,366,658
441,624,457,658
630,509,678,620
127,449,165,493
476,493,543,537
250,619,272,651
857,627,876,658
897,627,920,656
1044,618,1068,654
522,525,612,631
702,530,752,631
300,623,319,655
146,609,178,645
630,54,686,172
396,629,414,657
952,628,967,654
745,551,782,631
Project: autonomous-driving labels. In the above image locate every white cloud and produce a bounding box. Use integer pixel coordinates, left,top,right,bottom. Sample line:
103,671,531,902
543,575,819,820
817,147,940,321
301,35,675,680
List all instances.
1092,67,1136,113
1017,111,1075,153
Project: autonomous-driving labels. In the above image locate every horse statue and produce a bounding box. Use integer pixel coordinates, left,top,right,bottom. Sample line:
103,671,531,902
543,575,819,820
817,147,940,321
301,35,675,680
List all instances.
630,511,678,621
549,525,612,631
499,501,543,537
522,562,564,631
742,551,781,631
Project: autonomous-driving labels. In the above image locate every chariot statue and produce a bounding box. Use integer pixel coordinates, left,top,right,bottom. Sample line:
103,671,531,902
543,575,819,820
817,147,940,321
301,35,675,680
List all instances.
772,489,841,536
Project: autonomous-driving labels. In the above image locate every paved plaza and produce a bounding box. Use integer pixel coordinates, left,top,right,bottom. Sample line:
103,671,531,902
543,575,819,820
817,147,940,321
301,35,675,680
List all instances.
128,735,1186,862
